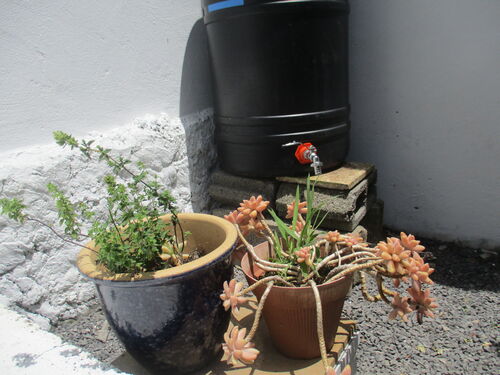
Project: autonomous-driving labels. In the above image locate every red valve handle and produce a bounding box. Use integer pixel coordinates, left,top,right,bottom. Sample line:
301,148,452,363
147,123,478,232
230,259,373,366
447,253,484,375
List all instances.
295,143,315,164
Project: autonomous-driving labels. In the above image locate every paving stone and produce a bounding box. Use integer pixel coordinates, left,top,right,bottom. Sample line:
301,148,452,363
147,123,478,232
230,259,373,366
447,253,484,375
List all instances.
277,161,375,191
209,170,278,208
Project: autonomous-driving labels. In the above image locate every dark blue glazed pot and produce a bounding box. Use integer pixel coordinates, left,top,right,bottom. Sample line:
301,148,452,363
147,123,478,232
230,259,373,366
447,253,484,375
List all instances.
77,213,238,374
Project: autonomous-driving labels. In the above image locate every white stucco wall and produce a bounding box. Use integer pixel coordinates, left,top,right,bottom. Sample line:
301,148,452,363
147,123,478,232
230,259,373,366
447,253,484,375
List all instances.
0,111,216,323
0,0,213,152
0,0,217,323
349,0,500,249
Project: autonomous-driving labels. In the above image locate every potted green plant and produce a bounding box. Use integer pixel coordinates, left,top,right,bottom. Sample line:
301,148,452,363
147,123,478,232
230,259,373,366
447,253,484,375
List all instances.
0,132,238,374
219,179,437,374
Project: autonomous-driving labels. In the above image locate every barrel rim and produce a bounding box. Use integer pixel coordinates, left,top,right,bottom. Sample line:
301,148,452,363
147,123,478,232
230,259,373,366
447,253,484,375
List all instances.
203,0,349,24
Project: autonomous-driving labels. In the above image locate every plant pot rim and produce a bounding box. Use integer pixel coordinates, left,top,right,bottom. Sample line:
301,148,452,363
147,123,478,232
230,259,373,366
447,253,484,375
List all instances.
241,242,352,291
76,213,238,283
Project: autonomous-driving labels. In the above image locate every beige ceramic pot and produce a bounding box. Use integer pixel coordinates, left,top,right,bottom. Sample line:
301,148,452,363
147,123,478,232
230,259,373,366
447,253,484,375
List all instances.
76,213,238,374
241,242,352,359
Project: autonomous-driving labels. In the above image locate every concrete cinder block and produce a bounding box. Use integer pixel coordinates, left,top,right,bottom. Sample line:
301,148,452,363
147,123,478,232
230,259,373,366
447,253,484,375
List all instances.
209,170,278,208
276,179,370,231
360,199,385,243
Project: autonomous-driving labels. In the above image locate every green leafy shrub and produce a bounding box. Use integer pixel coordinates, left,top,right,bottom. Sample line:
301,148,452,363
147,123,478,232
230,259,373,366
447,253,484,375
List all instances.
0,132,186,274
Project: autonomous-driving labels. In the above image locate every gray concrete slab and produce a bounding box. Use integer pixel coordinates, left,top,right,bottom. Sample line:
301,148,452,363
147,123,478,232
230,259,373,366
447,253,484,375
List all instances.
209,170,278,208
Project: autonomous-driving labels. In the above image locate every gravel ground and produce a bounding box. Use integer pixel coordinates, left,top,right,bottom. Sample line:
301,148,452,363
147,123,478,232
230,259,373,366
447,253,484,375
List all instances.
51,236,499,374
52,300,124,364
346,237,499,375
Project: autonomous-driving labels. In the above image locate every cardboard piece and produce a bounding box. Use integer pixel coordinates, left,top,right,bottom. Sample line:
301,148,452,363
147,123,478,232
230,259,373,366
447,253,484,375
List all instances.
277,162,374,191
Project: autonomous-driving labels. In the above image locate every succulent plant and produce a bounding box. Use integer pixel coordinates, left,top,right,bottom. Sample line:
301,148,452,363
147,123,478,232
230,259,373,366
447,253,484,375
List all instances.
218,178,438,373
0,132,185,274
220,279,247,313
286,200,307,218
388,293,413,322
222,327,260,366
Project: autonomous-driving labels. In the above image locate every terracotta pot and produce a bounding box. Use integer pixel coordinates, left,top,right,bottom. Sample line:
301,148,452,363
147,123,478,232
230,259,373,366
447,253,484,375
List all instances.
77,213,238,374
241,242,352,359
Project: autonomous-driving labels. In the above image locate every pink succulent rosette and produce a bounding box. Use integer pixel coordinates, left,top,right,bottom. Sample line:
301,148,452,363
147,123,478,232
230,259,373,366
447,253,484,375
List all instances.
400,232,425,252
237,195,270,219
408,287,438,321
220,279,247,313
376,237,411,275
324,230,342,243
343,232,367,247
286,200,307,219
295,246,312,266
222,327,259,366
388,293,412,322
405,252,434,286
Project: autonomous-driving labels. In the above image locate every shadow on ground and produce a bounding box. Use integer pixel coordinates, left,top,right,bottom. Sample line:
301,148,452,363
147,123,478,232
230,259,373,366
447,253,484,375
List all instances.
385,229,500,293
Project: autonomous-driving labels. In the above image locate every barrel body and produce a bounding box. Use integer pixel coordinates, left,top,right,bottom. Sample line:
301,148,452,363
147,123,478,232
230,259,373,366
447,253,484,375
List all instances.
203,0,350,177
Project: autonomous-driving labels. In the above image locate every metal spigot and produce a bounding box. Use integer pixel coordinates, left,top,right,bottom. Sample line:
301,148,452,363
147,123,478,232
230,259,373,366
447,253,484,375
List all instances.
309,149,323,176
291,142,323,176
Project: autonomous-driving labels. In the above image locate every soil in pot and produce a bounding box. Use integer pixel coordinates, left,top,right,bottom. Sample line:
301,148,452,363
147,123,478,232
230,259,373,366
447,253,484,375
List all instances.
241,242,353,359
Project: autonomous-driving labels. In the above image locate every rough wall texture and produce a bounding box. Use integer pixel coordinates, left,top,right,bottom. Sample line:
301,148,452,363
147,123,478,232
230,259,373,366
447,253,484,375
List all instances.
0,110,216,325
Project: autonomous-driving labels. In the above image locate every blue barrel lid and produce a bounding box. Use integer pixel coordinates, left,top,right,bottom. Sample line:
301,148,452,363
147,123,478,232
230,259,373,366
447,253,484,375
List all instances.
202,0,348,16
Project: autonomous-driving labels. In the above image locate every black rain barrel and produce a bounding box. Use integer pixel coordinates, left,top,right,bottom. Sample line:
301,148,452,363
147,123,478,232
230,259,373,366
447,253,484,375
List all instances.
203,0,350,177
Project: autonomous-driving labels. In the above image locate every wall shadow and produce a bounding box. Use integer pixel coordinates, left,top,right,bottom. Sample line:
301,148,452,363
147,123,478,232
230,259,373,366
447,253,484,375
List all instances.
180,18,214,117
179,18,216,213
428,243,499,293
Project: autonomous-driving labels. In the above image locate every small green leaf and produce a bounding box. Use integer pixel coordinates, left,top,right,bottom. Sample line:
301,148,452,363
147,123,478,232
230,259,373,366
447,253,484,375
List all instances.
268,209,299,241
0,198,27,222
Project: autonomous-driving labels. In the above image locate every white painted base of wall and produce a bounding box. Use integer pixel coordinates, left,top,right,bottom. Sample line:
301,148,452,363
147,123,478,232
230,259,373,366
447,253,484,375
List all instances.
0,110,216,324
0,300,126,375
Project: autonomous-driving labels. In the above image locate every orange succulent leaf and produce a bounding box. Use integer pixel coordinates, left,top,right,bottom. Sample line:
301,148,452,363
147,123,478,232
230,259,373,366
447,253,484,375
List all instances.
224,210,248,225
343,233,367,247
295,247,312,266
392,276,409,288
405,252,434,285
325,365,352,375
388,293,412,322
290,219,305,233
408,287,438,320
239,217,265,236
286,200,307,219
222,327,260,366
220,279,247,313
400,232,425,252
237,196,270,218
324,230,343,243
376,238,411,275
